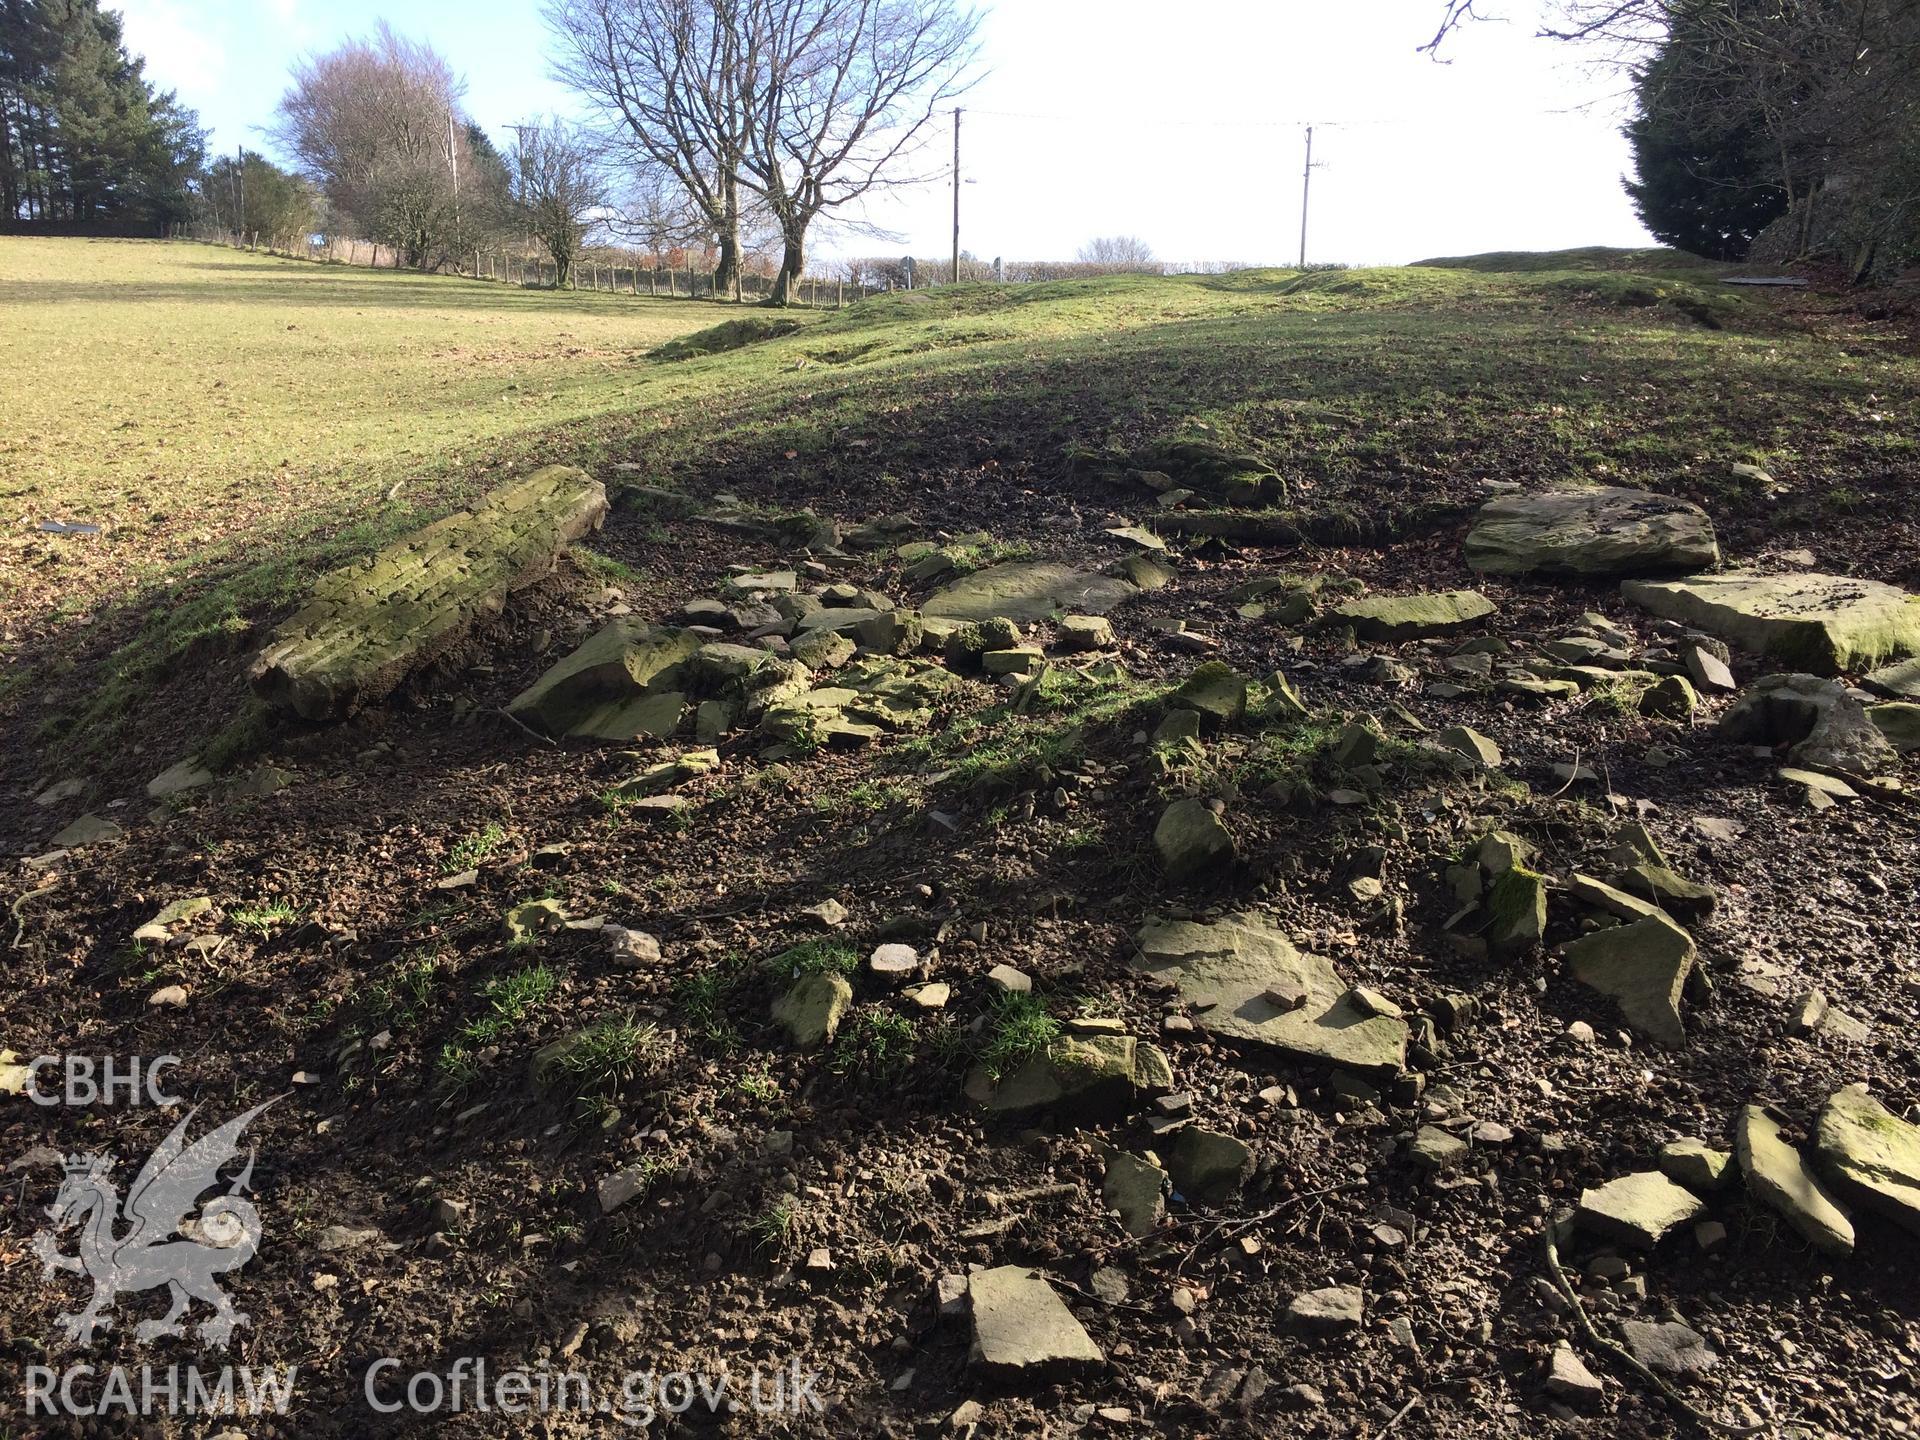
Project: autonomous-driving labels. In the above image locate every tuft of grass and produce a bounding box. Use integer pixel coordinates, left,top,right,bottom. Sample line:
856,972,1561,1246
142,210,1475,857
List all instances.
1236,717,1345,791
766,940,858,978
978,992,1060,1081
573,549,645,586
735,1066,782,1104
458,963,559,1045
366,953,439,1028
229,900,300,937
445,823,511,873
538,1014,667,1100
435,1044,482,1096
744,1199,799,1255
829,1010,919,1079
672,955,750,1054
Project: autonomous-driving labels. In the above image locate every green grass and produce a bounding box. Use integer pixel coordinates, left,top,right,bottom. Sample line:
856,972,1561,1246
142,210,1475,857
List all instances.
12,235,1920,777
766,940,859,978
1412,245,1723,273
672,954,750,1054
978,992,1060,1081
535,1014,666,1100
229,900,300,936
458,963,560,1045
366,952,439,1028
445,823,511,873
744,1199,798,1255
829,1010,919,1079
897,663,1166,793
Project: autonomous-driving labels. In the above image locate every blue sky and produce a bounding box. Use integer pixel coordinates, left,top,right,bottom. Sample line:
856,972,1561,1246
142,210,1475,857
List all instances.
115,0,1654,264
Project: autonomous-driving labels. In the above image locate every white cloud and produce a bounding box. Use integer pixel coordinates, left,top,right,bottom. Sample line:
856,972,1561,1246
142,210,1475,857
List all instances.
114,0,229,96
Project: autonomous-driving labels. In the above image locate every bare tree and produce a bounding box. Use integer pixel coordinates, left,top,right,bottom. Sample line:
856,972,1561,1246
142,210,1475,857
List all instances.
741,0,982,305
545,0,754,295
1076,235,1155,266
607,163,708,255
510,117,606,286
275,24,478,268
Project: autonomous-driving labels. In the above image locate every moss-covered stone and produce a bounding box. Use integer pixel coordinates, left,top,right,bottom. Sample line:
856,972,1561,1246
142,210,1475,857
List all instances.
1315,590,1496,642
1172,661,1249,726
252,465,608,718
924,561,1136,623
1623,572,1920,675
1486,865,1547,954
508,622,700,739
1814,1084,1920,1237
1154,798,1235,879
1466,487,1719,578
1564,912,1695,1048
771,973,853,1050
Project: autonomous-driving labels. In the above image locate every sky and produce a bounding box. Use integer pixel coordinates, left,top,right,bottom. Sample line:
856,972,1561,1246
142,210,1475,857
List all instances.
114,0,1655,266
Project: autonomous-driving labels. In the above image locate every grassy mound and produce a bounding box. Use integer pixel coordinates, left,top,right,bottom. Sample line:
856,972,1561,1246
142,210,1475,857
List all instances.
650,313,807,361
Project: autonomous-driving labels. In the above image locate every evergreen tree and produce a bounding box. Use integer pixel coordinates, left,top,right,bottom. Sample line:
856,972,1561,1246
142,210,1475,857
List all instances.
0,0,204,224
1623,9,1789,262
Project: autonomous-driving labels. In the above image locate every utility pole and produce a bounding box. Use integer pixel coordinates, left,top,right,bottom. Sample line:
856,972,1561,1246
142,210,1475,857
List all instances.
1298,124,1313,269
951,107,962,285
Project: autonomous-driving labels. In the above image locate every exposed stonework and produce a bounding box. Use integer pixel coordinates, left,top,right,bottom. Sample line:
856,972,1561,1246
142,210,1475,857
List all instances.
251,466,609,718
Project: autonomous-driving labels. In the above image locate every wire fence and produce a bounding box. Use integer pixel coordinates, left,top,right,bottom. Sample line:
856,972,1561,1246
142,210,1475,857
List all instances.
171,223,1274,304
170,221,885,307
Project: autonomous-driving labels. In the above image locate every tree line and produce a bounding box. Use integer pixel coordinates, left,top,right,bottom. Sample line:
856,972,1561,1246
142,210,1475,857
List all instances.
1431,1,1920,281
1,0,204,226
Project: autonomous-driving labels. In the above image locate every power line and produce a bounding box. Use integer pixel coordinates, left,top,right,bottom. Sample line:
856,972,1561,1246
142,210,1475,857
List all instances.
962,104,1617,130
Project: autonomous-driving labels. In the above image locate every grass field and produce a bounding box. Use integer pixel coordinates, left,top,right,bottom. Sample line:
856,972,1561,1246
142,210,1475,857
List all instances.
4,235,1917,770
0,237,718,619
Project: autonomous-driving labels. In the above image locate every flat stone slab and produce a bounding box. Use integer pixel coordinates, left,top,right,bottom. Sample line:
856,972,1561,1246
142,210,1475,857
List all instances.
1563,912,1696,1049
968,1265,1104,1375
1735,1104,1854,1258
1620,1320,1717,1381
1103,1152,1169,1236
50,813,123,849
1865,655,1920,699
1622,572,1920,675
1466,486,1719,577
252,466,608,718
1133,913,1408,1077
1815,1084,1920,1237
1286,1285,1363,1335
1316,590,1495,642
1578,1170,1705,1248
507,622,699,739
923,561,1136,623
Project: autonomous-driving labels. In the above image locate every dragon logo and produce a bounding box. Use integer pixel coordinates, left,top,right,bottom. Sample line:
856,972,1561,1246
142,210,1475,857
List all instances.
32,1099,277,1349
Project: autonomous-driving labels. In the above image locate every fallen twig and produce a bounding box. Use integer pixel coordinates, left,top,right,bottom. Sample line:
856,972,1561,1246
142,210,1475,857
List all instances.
10,882,59,949
1542,1227,1765,1435
1378,1395,1421,1436
491,707,555,747
1169,1181,1369,1275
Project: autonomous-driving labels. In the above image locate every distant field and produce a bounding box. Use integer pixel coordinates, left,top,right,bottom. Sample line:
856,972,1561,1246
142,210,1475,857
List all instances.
5,237,1916,769
0,237,717,623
